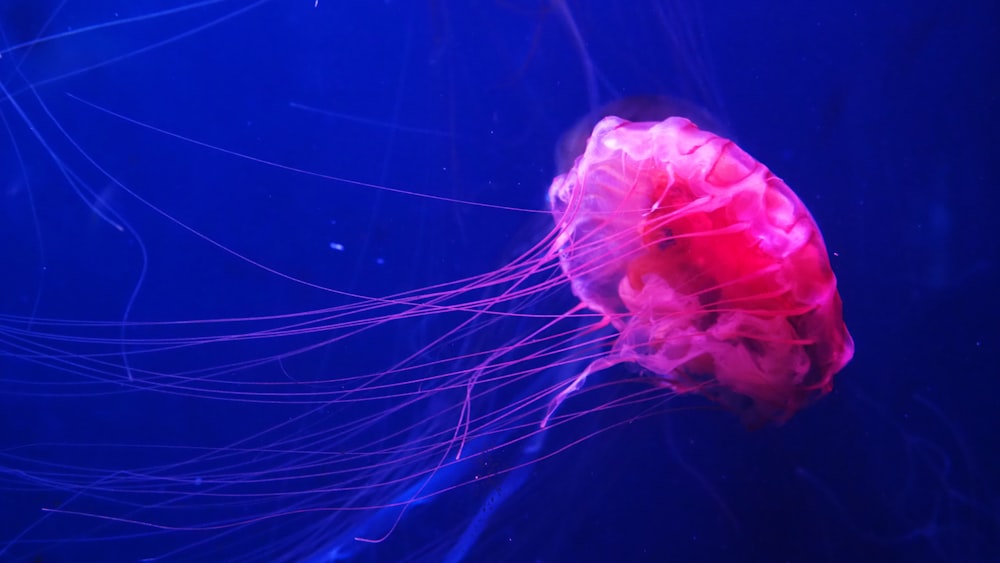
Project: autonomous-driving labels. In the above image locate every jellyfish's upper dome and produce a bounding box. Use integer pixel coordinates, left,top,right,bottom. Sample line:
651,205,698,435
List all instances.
548,114,853,425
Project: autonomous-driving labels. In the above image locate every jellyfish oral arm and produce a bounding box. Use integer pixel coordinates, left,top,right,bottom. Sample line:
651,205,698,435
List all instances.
541,355,622,428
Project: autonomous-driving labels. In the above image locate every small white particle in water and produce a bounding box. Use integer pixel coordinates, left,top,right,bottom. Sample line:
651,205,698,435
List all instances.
329,242,344,251
375,257,385,265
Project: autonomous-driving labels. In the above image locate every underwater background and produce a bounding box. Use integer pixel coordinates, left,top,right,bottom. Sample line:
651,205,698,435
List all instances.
1,1,998,562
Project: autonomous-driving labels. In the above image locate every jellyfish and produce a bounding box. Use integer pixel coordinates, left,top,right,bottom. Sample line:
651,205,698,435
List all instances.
0,3,868,563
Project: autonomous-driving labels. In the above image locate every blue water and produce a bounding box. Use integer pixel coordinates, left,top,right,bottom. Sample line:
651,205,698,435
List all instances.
1,2,997,562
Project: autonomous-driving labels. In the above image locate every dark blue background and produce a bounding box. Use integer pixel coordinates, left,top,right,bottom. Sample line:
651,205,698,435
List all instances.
1,1,998,562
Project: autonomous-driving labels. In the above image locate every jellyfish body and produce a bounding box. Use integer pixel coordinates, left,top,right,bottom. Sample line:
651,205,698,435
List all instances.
549,116,854,425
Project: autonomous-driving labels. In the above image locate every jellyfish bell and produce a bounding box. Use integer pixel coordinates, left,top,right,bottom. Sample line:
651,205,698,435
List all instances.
546,113,854,427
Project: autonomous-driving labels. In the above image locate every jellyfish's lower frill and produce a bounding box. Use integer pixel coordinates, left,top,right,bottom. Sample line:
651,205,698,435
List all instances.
549,116,854,425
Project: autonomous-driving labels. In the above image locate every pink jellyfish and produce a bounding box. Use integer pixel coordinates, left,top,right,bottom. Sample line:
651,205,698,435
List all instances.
546,115,854,426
